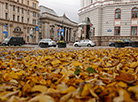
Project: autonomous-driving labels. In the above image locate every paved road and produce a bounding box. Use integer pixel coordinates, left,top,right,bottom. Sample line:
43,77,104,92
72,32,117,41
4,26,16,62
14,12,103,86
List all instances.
22,44,113,49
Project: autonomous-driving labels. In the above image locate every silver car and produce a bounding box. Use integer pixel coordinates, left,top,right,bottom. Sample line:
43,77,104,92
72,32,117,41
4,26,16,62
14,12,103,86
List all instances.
38,39,56,47
73,39,96,47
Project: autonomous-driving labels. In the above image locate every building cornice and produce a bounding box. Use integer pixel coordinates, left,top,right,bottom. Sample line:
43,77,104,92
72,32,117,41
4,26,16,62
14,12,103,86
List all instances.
40,17,77,27
79,1,138,15
79,1,138,12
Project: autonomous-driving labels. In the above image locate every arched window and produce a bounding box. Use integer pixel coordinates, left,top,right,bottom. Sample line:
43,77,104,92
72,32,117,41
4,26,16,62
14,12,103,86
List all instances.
115,9,121,19
14,27,21,32
132,8,138,18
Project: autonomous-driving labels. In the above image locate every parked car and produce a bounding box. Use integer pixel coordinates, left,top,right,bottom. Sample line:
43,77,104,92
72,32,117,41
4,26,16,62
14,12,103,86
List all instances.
109,39,133,47
38,39,56,47
1,36,25,46
73,39,96,47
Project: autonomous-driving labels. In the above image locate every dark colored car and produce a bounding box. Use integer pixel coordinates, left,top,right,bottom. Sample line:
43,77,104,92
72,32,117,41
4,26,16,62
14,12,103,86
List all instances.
109,39,133,47
1,37,25,46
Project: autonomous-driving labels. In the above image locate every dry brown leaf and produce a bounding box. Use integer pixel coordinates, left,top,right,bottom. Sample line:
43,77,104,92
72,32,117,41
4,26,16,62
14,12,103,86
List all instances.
31,85,47,92
130,61,138,68
39,94,55,102
59,93,72,102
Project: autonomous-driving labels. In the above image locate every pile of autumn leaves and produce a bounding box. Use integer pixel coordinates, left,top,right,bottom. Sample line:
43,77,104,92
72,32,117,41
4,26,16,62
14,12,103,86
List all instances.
0,48,138,102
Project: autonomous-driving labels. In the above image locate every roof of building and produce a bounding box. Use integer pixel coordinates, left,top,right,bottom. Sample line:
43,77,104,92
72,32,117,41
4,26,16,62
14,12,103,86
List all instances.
39,5,58,16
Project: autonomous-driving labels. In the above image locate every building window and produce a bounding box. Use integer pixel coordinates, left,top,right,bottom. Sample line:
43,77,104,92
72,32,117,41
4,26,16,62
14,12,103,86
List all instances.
21,17,24,23
27,27,29,33
13,5,15,11
115,9,121,19
132,8,138,18
17,7,19,12
27,10,29,15
32,19,36,25
13,15,15,21
27,1,29,5
32,3,36,8
33,3,34,7
17,0,19,2
115,26,120,35
5,13,8,19
27,18,29,23
21,0,23,4
33,12,36,17
22,8,24,13
5,3,8,9
131,26,137,35
17,16,19,22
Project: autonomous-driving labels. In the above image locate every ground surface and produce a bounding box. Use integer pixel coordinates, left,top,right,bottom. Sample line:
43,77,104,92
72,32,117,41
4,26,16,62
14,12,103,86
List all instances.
0,47,138,102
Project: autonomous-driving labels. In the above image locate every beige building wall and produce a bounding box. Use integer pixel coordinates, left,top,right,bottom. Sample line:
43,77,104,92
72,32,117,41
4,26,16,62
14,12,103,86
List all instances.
0,0,39,43
39,6,78,42
79,0,138,45
40,13,78,42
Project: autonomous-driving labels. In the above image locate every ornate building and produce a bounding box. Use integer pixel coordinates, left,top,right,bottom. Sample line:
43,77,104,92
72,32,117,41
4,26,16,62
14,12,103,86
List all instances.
39,5,78,42
79,0,138,46
0,0,39,44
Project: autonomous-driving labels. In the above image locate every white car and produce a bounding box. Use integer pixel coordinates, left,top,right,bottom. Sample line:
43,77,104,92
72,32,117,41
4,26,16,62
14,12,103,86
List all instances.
38,39,56,47
73,39,96,47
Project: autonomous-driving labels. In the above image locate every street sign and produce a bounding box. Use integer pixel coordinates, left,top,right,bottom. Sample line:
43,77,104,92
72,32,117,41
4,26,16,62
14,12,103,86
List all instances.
58,32,61,35
35,26,39,31
61,32,64,36
3,31,8,37
61,29,64,32
4,24,7,28
107,29,112,32
3,31,8,34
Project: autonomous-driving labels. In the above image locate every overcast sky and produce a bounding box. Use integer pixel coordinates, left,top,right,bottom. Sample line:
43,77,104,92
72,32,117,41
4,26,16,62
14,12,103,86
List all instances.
39,0,80,23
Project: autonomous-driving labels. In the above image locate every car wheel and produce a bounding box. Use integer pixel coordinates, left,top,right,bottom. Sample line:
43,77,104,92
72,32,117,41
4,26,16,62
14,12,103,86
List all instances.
53,45,56,47
74,44,79,47
87,44,91,47
1,44,5,46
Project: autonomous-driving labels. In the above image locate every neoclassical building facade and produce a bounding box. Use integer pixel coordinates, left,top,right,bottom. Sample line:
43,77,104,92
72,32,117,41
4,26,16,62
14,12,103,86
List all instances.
79,0,138,46
39,6,78,42
0,0,39,44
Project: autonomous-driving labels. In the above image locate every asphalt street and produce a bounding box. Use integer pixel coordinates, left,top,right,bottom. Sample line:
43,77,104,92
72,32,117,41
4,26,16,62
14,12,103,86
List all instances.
22,44,112,49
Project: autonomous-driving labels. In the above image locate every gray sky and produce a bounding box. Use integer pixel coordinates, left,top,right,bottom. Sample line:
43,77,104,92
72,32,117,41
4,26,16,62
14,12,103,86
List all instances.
39,0,80,23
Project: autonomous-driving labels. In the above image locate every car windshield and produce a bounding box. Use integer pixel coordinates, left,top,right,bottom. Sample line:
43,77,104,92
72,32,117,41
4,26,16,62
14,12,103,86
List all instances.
41,39,51,42
85,40,90,42
80,40,84,43
123,39,132,42
4,37,11,41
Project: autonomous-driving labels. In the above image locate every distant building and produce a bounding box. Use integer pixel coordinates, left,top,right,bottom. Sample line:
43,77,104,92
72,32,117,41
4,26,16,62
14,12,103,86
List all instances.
79,0,138,46
39,5,78,42
0,0,40,44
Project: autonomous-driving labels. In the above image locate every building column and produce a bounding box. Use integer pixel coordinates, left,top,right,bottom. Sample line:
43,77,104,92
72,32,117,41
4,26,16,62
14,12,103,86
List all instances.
44,22,50,39
71,29,74,42
63,27,66,41
66,28,68,42
69,28,71,42
54,25,58,41
67,28,69,42
41,23,45,38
